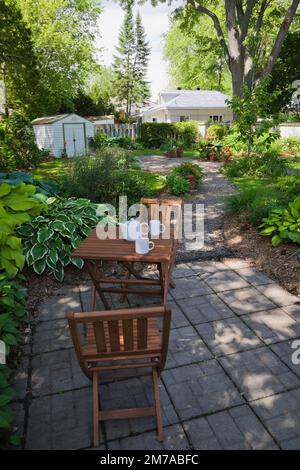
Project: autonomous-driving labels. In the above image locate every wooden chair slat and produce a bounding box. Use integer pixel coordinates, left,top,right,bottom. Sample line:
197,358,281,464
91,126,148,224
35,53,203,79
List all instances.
137,317,148,349
122,319,134,351
93,321,107,353
108,320,121,351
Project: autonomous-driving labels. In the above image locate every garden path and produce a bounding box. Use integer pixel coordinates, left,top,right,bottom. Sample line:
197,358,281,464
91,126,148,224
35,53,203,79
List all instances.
139,155,235,261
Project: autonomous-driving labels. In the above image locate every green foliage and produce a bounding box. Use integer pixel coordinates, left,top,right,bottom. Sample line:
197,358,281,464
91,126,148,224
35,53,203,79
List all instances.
59,149,151,206
227,82,279,157
0,113,48,171
260,196,300,246
91,133,142,151
206,124,227,141
2,0,101,117
18,197,101,282
140,121,199,148
166,162,202,195
280,137,300,155
172,162,203,184
0,183,45,278
0,172,59,196
222,148,289,179
166,173,191,196
0,180,43,446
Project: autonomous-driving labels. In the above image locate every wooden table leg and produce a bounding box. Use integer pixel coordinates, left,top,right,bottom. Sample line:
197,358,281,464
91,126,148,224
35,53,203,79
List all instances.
162,261,171,305
86,261,111,310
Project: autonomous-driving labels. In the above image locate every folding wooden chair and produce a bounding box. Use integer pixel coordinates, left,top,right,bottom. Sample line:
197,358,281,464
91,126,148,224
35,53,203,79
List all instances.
140,198,183,288
68,305,171,447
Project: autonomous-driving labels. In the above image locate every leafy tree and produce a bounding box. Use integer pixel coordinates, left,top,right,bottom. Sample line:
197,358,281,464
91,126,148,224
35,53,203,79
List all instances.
266,31,300,113
164,15,231,93
1,0,102,117
113,1,150,115
140,0,300,99
86,65,116,115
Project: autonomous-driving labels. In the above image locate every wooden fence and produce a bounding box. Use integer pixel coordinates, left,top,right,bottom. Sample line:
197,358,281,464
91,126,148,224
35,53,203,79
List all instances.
95,123,139,140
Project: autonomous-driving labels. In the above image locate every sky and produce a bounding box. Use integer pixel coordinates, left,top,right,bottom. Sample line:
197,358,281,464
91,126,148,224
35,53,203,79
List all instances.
96,0,180,99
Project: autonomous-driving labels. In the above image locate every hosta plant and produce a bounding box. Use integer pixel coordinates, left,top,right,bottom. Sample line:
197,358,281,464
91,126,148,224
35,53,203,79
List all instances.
260,197,300,247
0,183,46,277
18,197,102,282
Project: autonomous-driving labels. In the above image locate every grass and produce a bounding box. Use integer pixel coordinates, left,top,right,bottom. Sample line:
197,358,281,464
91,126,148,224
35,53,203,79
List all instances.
33,159,69,181
33,158,167,193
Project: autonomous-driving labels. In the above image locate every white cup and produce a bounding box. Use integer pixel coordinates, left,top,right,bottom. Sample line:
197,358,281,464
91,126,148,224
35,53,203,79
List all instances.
135,238,155,254
150,220,165,237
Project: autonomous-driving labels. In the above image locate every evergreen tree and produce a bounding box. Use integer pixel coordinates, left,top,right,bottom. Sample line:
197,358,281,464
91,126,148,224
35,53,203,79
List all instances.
113,2,150,116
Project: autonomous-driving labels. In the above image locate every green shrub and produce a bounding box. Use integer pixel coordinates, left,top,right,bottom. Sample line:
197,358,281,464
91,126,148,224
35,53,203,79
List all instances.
166,173,191,196
91,133,142,151
272,176,300,198
0,172,59,196
172,163,203,184
206,124,227,141
222,148,289,179
260,196,300,246
60,149,150,206
280,137,300,155
140,122,198,148
0,274,28,447
0,182,44,446
18,197,102,282
0,113,48,170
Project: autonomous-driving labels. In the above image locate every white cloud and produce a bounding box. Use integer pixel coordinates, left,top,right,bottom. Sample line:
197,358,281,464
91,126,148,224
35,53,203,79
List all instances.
95,0,178,99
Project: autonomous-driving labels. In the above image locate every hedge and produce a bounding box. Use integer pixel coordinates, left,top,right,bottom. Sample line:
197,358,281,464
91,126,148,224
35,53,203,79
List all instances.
140,121,199,148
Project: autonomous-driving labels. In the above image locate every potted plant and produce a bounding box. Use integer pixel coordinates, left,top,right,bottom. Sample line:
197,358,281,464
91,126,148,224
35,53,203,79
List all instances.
176,139,185,158
163,139,177,158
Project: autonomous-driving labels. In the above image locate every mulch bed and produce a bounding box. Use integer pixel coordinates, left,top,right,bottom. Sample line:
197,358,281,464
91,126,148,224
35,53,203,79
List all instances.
224,214,300,296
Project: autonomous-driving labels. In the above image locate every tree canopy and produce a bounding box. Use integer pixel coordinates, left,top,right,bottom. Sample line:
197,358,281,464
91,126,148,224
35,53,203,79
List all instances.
140,0,300,98
1,0,102,117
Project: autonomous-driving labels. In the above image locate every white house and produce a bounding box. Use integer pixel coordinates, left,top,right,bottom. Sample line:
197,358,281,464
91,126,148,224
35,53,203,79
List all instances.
32,113,95,158
142,89,233,124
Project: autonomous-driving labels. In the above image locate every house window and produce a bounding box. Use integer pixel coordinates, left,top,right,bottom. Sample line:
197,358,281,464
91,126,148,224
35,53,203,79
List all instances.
180,116,189,122
209,115,223,122
152,118,157,122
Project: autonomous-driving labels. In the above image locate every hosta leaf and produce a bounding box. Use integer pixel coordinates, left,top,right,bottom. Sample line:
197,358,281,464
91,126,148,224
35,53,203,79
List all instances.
271,235,282,247
261,226,275,235
71,258,84,269
52,221,65,232
31,244,48,261
48,250,58,265
288,232,300,244
37,228,54,243
53,265,64,282
33,258,47,275
0,184,11,197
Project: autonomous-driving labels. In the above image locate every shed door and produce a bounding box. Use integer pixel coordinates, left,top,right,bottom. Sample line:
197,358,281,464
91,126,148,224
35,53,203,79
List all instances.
64,124,86,157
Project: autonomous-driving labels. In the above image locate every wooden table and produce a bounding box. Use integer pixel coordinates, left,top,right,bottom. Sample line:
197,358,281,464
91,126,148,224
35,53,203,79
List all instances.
72,228,174,310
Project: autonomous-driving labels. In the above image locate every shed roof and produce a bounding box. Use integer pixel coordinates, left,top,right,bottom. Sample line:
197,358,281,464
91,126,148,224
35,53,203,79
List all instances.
32,114,71,125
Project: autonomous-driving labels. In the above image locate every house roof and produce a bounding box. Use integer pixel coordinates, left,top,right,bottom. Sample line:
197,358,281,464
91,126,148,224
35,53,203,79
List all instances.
143,90,231,114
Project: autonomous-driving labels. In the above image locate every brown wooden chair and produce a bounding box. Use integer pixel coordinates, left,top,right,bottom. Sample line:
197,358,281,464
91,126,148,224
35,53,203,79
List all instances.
68,305,171,447
140,197,183,288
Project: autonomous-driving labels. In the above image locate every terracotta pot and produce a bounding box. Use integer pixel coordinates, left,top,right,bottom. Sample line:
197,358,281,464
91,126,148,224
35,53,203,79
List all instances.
176,147,184,158
208,153,217,161
165,149,176,158
186,174,196,190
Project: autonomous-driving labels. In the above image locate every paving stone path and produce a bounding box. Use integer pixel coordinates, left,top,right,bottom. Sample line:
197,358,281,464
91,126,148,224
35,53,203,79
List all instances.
139,155,234,261
13,259,300,450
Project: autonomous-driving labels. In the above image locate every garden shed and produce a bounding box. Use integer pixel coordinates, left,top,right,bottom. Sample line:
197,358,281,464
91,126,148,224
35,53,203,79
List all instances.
32,113,95,158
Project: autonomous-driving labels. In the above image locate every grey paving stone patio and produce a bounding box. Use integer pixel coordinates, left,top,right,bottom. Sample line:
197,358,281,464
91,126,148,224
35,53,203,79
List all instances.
13,258,300,450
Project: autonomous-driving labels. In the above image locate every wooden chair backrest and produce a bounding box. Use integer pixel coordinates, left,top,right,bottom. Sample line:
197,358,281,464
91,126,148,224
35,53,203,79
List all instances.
68,306,171,370
140,198,183,241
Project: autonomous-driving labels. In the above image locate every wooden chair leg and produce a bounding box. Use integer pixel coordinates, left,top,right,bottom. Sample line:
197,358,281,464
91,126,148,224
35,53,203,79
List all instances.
152,367,164,442
93,372,100,447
